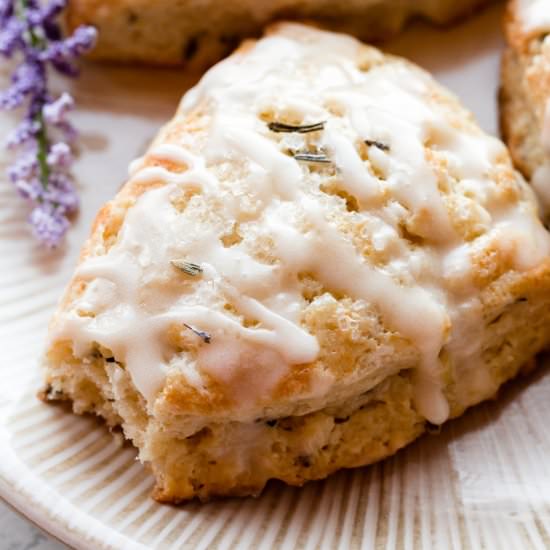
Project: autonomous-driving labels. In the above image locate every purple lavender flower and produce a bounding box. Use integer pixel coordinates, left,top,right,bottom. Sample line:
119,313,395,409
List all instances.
0,60,45,109
46,141,71,167
14,176,42,201
29,202,70,248
42,92,73,125
0,1,14,27
0,0,96,247
6,117,39,147
0,16,23,55
28,0,65,28
7,146,38,181
43,172,78,212
40,25,97,63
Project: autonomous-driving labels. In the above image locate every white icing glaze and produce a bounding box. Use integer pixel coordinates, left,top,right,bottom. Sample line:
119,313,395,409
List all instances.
51,24,550,423
518,0,550,34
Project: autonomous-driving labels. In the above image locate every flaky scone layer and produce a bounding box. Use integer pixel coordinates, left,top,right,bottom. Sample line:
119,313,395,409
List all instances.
44,23,550,502
500,0,550,209
65,0,493,66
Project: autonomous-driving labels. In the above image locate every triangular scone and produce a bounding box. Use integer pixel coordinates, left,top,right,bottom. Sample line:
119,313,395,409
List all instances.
500,0,550,209
43,23,550,502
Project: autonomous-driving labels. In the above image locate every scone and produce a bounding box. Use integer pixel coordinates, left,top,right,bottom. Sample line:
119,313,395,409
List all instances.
43,23,550,503
66,0,493,66
500,0,550,210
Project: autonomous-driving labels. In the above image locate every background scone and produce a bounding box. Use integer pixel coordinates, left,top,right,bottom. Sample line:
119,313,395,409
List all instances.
501,0,550,210
66,0,493,66
43,23,550,503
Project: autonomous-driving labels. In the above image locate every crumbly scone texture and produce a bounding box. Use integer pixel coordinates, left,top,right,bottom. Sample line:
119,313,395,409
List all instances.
500,0,550,181
65,0,493,66
43,23,550,502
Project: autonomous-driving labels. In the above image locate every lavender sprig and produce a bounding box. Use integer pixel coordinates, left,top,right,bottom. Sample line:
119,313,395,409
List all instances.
0,0,96,247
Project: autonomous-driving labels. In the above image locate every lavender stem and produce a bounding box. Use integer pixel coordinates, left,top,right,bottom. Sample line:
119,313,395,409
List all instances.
35,111,50,188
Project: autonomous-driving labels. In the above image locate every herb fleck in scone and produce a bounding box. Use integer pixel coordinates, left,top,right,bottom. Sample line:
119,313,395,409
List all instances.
43,23,550,503
65,0,493,66
501,0,550,210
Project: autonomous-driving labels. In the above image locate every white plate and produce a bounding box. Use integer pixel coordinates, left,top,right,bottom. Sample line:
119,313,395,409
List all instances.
2,4,550,548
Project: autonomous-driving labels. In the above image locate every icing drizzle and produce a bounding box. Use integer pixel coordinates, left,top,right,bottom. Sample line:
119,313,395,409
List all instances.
518,0,550,35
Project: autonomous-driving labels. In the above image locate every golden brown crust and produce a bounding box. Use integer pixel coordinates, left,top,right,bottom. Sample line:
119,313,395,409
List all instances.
152,371,427,502
503,0,524,51
500,0,550,181
499,48,542,180
66,0,494,66
152,268,550,502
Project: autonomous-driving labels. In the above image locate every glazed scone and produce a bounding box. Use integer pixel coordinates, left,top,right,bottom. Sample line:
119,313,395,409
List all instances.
43,23,550,503
500,0,550,210
66,0,493,66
